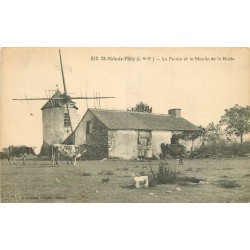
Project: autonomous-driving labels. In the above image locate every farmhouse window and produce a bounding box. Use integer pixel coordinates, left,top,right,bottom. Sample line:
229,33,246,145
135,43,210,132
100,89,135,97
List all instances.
64,113,71,127
86,121,92,134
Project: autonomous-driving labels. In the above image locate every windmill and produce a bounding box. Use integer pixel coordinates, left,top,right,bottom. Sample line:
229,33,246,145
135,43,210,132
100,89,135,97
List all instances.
13,49,115,152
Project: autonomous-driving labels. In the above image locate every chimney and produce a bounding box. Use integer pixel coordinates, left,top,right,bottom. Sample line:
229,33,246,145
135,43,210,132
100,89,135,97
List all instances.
168,108,181,117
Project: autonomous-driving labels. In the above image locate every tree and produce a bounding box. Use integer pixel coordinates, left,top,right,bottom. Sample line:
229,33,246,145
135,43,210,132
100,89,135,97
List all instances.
204,122,224,145
128,102,153,113
219,105,250,144
180,125,204,151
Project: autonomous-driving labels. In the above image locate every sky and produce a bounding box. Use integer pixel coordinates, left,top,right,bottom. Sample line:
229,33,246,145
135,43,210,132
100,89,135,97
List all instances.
1,47,249,151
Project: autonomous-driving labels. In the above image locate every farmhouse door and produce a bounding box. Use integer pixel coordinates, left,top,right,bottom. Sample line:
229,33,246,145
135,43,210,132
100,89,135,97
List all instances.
139,137,148,146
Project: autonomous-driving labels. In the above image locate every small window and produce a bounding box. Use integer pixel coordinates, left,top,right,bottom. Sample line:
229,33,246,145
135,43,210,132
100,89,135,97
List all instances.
86,121,92,134
64,113,70,127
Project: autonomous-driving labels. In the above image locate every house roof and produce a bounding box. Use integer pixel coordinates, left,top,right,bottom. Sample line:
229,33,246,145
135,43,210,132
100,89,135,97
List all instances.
88,109,200,131
41,90,77,110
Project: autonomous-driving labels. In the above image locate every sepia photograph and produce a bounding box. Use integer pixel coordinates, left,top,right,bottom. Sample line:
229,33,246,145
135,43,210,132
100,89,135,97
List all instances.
1,47,249,203
1,1,250,250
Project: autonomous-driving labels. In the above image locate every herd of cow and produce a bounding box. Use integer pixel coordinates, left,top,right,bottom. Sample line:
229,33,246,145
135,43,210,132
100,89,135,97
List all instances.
7,144,88,166
5,143,187,166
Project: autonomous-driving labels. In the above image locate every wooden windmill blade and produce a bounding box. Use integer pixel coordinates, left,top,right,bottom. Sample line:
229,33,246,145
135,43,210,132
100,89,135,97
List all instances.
13,96,115,101
59,49,74,132
13,48,116,137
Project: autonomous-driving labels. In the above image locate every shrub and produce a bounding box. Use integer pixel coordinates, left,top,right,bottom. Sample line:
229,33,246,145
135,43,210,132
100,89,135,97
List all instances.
195,168,202,172
216,180,241,189
139,170,145,176
101,177,110,183
82,172,92,176
116,167,129,171
220,175,228,178
150,162,180,185
179,176,205,184
98,170,114,175
200,141,250,158
148,174,157,187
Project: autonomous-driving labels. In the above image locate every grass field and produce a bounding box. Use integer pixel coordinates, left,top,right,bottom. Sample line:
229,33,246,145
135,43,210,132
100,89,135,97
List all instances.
1,157,250,203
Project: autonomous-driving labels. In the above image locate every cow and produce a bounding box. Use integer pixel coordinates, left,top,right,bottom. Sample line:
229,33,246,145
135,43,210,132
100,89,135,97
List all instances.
160,143,187,165
8,145,36,165
51,144,87,167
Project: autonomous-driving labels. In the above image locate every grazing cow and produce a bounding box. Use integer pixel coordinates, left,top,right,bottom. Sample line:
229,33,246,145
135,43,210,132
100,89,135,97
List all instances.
160,143,187,165
51,144,87,167
8,145,36,165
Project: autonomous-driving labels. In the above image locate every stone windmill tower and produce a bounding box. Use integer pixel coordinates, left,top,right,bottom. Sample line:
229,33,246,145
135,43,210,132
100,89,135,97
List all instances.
13,49,115,155
41,88,79,145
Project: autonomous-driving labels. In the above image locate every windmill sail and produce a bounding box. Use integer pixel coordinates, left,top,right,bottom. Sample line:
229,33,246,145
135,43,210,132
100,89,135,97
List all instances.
13,49,115,146
58,49,73,132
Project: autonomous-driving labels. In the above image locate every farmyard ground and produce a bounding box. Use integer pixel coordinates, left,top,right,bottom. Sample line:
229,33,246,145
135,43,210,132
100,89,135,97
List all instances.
1,157,250,203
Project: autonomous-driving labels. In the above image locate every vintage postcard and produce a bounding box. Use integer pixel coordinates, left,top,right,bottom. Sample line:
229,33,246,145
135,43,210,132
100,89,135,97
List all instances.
1,47,249,202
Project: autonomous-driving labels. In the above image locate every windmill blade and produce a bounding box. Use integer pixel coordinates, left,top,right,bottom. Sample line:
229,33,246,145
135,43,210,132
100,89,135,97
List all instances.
24,91,29,104
96,92,100,109
59,49,73,133
93,92,95,108
95,92,98,108
85,92,88,109
99,92,101,109
68,96,115,100
13,96,115,101
59,49,68,95
12,49,117,144
13,97,60,101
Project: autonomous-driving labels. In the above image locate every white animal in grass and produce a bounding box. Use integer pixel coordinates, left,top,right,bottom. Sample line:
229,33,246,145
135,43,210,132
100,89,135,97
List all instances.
51,144,87,167
132,174,149,188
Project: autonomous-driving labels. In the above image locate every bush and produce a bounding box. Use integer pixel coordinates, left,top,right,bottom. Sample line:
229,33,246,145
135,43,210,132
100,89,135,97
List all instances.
139,170,146,176
200,141,250,157
179,176,205,185
150,162,180,185
240,141,250,155
82,172,92,176
98,170,114,175
101,177,110,183
148,172,157,187
216,180,241,189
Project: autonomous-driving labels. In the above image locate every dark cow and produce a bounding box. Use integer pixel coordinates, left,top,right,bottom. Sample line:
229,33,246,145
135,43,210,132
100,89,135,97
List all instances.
160,143,187,165
51,144,87,167
8,145,36,165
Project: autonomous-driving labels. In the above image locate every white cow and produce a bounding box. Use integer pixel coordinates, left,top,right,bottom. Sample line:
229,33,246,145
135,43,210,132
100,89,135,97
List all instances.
51,144,87,167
